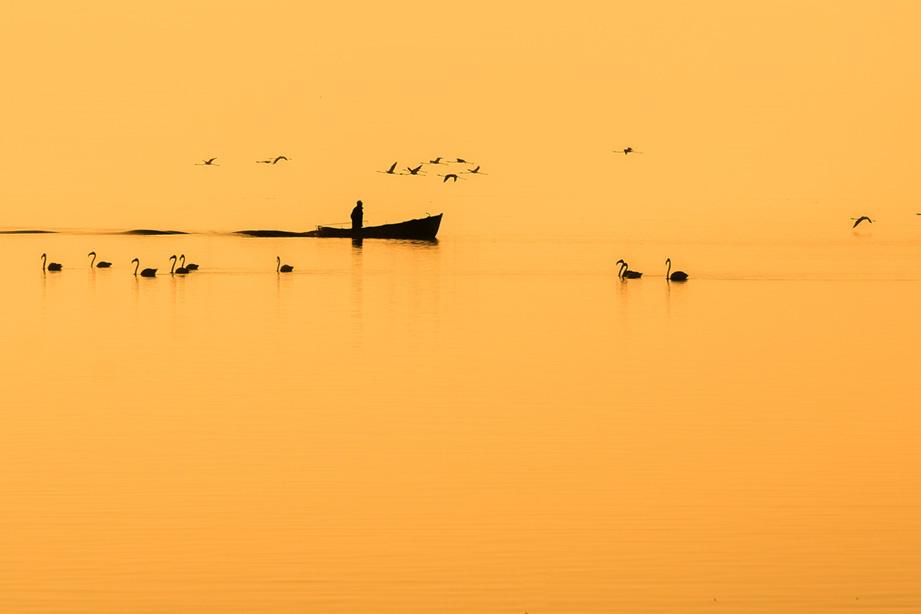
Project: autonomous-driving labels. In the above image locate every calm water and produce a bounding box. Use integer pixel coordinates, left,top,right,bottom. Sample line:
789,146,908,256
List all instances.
2,214,921,613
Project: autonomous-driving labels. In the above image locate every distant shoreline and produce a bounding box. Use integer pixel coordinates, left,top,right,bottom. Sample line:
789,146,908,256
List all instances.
1,229,188,235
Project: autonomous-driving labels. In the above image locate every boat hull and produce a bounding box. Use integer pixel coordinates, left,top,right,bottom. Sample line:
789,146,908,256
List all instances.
237,214,442,240
306,214,442,240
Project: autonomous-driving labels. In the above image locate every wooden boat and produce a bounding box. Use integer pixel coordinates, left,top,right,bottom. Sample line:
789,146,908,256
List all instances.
238,213,442,240
305,213,442,239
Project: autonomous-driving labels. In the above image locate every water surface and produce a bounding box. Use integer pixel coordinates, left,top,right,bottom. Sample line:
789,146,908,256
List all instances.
2,219,920,613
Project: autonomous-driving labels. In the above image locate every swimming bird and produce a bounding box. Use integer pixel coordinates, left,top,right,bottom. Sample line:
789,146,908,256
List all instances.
616,259,642,279
179,254,199,271
851,216,875,228
131,258,157,277
88,251,112,268
196,157,218,165
41,253,62,271
378,162,398,174
405,164,424,175
666,258,688,281
169,255,189,275
614,147,642,155
276,257,293,273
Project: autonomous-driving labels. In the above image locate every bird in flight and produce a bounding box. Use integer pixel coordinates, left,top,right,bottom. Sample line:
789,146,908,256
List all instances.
405,164,424,175
442,173,462,182
851,216,875,228
271,155,288,164
196,158,218,165
464,165,487,174
614,147,642,155
427,157,445,165
378,162,398,174
257,156,288,164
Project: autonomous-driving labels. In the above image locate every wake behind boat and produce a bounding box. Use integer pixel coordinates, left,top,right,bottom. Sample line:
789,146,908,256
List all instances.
237,213,442,240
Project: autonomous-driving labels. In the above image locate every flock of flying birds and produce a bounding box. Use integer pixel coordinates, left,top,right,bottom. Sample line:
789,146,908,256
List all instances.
40,252,297,275
377,157,486,183
194,154,486,184
195,156,289,166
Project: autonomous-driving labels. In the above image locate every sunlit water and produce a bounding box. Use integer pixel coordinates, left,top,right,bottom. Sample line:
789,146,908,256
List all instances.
2,214,921,613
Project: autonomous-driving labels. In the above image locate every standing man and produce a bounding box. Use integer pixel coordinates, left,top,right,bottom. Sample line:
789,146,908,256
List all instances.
351,200,363,231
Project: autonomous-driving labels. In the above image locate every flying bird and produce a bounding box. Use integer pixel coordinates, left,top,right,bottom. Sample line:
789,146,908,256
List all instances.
427,157,445,165
442,173,462,182
405,164,424,175
88,251,111,268
271,156,288,164
464,165,487,174
614,147,642,155
665,258,688,281
41,253,62,271
378,162,399,174
196,157,218,165
851,216,875,228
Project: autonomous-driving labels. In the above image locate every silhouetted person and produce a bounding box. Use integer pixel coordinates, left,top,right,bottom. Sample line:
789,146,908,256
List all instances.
351,200,363,231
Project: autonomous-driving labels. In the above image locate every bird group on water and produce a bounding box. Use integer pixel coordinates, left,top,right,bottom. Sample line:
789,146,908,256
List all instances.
41,253,294,275
616,258,688,281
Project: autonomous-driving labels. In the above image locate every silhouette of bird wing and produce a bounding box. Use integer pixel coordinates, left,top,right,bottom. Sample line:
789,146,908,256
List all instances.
272,156,288,164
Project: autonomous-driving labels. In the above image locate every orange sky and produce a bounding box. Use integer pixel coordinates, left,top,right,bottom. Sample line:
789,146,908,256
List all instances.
2,1,919,231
